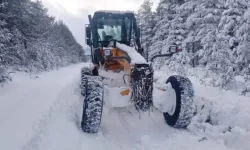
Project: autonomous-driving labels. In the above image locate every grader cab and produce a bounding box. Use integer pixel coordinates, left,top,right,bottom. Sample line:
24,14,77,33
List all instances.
81,10,195,133
85,11,144,65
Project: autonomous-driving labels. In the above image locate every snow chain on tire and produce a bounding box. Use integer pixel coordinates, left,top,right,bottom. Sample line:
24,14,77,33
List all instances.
164,75,195,128
131,64,154,112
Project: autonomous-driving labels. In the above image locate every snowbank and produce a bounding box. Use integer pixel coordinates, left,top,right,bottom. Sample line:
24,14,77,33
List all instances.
155,69,250,150
189,85,250,150
135,132,229,150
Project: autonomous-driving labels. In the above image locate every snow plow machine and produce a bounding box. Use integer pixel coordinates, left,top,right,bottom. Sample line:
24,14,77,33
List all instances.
81,10,195,133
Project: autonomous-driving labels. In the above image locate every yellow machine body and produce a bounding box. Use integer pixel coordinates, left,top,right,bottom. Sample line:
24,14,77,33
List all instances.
103,48,131,73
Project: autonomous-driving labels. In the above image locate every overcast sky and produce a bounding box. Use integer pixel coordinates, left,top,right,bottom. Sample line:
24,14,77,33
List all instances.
40,0,159,49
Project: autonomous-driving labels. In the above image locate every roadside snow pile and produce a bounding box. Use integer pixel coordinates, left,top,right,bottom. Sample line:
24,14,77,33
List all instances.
186,68,250,96
116,42,147,64
154,70,250,150
189,93,250,150
135,132,229,150
191,82,250,130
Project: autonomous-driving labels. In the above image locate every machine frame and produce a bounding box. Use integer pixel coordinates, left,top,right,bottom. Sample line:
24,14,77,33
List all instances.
80,10,195,134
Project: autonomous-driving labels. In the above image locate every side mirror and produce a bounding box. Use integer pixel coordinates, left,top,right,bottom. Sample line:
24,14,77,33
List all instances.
86,39,91,46
85,25,92,45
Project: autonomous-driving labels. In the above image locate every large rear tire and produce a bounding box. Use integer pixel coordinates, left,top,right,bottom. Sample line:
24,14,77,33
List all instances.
163,75,195,128
80,66,103,133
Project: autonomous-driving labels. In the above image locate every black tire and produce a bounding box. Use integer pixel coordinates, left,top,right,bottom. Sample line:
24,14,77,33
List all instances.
81,76,104,133
80,66,99,96
163,75,195,128
81,67,92,97
131,64,154,112
81,66,98,78
81,67,92,77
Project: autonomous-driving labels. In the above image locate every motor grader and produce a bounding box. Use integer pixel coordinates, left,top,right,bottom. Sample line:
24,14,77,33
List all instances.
81,10,195,133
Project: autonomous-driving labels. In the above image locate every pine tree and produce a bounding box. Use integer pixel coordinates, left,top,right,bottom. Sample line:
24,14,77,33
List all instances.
186,0,223,66
0,0,86,82
3,0,27,68
163,0,186,49
235,5,250,81
150,0,175,57
137,0,155,60
0,0,11,82
139,0,250,91
210,0,249,87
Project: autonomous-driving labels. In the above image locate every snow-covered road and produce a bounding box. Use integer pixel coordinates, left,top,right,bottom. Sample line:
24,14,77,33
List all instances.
0,63,249,150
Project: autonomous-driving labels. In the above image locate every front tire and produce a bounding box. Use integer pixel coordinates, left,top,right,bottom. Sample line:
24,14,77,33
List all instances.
163,75,195,128
81,76,104,133
80,66,103,133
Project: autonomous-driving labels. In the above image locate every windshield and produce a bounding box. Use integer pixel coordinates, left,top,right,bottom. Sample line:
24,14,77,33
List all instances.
96,17,131,42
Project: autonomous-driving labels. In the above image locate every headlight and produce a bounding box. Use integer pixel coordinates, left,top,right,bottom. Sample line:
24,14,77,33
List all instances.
169,45,177,53
103,48,112,57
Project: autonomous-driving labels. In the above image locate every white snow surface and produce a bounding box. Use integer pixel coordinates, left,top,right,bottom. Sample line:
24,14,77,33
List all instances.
116,42,147,64
0,63,249,150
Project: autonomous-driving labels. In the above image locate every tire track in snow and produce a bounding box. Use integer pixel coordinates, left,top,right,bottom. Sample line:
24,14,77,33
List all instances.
0,64,84,150
22,75,110,150
100,107,139,150
100,106,179,150
98,97,231,150
22,77,83,150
